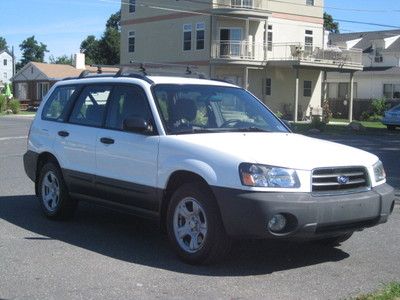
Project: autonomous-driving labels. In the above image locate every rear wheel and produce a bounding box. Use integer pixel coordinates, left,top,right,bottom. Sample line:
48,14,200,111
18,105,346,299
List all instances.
166,182,231,264
315,232,353,247
387,125,396,131
38,162,77,220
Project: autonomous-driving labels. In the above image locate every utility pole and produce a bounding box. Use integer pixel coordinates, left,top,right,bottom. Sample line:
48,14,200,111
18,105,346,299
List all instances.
12,46,16,77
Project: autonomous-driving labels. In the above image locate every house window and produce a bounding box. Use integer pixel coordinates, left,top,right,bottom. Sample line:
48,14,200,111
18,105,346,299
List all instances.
267,25,273,51
37,82,50,100
3,73,7,80
196,23,205,50
305,30,313,55
16,83,28,100
183,24,192,51
231,0,253,8
128,31,135,53
129,0,136,13
375,48,383,63
304,80,312,97
383,84,400,99
265,78,272,95
306,0,314,5
3,59,7,66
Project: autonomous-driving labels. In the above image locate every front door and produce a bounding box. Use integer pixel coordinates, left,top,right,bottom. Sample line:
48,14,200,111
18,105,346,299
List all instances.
95,85,160,213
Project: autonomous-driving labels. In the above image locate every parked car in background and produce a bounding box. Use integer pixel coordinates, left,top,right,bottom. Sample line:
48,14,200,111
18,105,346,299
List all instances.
382,104,400,130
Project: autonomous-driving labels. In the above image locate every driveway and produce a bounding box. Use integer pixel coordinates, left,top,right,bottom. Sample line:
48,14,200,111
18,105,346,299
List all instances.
0,116,399,300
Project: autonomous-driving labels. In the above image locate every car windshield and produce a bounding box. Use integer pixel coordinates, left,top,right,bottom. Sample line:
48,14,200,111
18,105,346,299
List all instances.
390,104,400,112
152,84,289,135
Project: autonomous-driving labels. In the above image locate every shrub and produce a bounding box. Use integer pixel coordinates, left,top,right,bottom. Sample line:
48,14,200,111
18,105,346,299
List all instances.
322,100,332,123
275,111,283,119
371,98,388,116
8,100,20,114
310,115,326,131
0,94,6,112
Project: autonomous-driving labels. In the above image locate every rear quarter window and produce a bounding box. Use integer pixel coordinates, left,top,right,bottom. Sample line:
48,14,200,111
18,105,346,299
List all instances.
41,85,78,121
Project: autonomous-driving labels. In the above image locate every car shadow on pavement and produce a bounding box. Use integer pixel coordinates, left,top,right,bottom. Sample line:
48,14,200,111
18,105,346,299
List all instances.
0,195,350,276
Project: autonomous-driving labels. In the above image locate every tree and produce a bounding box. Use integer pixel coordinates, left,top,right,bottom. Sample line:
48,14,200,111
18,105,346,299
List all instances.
18,36,49,68
0,37,8,51
49,55,73,65
80,10,121,65
80,35,102,65
324,13,340,34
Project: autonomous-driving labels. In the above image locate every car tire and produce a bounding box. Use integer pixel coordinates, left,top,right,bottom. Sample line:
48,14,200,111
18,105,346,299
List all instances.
315,232,353,247
387,125,396,131
38,162,77,220
166,182,231,265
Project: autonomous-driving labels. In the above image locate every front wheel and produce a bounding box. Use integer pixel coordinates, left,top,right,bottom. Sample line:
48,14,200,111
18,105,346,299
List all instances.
166,182,231,265
38,162,77,220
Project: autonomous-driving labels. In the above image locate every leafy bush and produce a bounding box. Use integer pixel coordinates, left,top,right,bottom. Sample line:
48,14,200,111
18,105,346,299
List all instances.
310,115,326,131
8,100,20,114
0,94,6,112
371,98,388,116
275,111,283,119
322,100,332,123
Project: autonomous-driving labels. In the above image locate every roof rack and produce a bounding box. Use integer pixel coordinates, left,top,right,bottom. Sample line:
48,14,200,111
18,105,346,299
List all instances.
62,62,207,82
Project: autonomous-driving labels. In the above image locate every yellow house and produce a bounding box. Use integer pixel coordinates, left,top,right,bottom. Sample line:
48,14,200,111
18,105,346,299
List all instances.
120,0,363,121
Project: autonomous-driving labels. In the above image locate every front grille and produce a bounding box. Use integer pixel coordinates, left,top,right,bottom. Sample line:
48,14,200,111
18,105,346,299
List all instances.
312,167,370,193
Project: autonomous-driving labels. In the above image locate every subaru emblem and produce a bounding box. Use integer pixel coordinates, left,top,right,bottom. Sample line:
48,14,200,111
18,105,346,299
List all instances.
337,176,349,185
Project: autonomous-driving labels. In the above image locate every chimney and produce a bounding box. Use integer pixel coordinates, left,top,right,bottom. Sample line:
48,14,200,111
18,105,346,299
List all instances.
74,53,86,69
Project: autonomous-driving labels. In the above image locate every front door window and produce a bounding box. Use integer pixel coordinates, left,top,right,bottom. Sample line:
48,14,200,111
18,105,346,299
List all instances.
220,28,242,57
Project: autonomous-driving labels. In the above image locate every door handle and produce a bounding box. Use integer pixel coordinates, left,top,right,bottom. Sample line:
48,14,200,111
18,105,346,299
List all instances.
58,131,69,137
100,137,115,145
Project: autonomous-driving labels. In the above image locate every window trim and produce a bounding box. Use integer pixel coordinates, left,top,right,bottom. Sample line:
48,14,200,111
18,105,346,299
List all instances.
41,84,82,123
183,23,193,51
265,78,272,96
67,84,114,129
195,22,205,50
129,0,136,13
37,82,50,100
303,80,312,97
104,84,159,135
128,31,135,53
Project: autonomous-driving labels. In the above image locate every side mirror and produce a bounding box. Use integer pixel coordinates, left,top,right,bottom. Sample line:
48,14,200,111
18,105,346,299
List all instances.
123,117,153,134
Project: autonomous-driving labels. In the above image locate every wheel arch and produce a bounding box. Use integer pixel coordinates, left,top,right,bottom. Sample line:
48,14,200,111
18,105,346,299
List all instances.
159,170,215,232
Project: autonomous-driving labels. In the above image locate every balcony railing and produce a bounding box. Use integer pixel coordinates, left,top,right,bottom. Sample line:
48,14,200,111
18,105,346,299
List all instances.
269,43,363,65
213,0,267,10
211,41,363,66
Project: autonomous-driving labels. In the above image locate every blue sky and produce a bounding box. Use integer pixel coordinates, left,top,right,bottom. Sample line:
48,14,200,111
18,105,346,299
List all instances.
1,0,399,62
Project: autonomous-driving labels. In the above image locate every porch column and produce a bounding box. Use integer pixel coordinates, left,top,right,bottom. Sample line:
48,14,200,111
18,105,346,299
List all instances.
244,67,249,90
348,71,354,122
322,70,328,102
294,68,300,122
264,19,268,61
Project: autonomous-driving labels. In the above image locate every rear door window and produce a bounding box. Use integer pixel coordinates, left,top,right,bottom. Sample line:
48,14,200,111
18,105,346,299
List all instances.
41,85,78,121
69,85,112,127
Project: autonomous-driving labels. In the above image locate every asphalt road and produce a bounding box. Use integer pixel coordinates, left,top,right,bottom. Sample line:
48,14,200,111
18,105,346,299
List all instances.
0,116,399,300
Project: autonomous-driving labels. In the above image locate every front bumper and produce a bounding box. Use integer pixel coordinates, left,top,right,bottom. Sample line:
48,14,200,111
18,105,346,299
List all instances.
212,184,395,239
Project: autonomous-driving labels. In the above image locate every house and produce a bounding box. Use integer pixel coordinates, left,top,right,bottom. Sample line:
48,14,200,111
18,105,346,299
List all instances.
12,54,94,107
327,30,400,118
120,0,363,121
0,50,14,88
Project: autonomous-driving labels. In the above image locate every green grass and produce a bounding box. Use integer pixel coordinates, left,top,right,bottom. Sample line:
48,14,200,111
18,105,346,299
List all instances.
355,282,400,300
0,110,36,116
291,120,389,136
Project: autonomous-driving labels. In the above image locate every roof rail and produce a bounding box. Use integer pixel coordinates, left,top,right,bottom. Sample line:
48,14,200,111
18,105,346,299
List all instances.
62,62,207,82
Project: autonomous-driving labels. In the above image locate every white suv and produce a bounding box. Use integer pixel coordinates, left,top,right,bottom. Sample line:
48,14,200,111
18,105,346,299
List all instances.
24,70,395,264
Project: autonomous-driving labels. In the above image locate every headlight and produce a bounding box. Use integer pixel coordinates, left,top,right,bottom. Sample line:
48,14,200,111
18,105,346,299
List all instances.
373,161,386,182
239,163,300,188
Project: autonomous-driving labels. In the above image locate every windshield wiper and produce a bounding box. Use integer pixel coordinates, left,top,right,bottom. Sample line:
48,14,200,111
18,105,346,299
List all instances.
173,128,221,135
231,127,271,133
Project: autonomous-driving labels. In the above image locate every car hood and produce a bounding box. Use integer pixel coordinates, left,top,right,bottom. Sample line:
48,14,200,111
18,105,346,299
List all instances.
172,132,378,170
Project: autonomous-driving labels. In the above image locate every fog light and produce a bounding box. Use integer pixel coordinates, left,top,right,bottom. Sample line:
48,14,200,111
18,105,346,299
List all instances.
268,214,287,233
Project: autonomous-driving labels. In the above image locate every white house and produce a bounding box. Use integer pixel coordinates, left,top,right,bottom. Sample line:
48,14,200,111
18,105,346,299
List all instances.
0,50,13,88
120,0,363,121
327,30,400,102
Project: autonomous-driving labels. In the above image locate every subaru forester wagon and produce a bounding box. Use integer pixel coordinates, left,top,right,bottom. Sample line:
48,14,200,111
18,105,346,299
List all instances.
24,68,395,264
